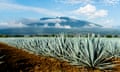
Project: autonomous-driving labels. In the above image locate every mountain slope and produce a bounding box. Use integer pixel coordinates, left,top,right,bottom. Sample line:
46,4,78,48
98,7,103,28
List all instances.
2,17,119,35
0,27,120,35
26,17,102,28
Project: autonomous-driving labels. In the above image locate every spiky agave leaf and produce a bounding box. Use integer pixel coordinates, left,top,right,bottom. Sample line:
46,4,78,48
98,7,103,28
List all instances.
106,41,120,58
1,34,119,71
74,36,117,70
0,55,5,64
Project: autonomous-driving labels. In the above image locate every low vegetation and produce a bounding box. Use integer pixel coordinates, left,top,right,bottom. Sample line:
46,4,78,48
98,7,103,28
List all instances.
0,34,120,71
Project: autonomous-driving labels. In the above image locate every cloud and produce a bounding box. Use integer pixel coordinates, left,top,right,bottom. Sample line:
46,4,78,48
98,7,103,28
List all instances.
0,18,71,29
103,0,120,6
73,4,108,19
56,0,120,6
43,23,71,29
0,21,27,28
0,2,64,16
18,18,40,24
55,0,92,5
43,24,49,28
0,0,11,2
55,23,71,29
40,18,71,29
102,19,114,28
40,18,67,23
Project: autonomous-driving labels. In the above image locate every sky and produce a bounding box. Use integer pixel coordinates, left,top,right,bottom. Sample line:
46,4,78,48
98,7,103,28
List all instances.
0,0,120,28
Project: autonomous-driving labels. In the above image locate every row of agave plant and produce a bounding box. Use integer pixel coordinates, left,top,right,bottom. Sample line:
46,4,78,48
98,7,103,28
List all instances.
1,34,120,71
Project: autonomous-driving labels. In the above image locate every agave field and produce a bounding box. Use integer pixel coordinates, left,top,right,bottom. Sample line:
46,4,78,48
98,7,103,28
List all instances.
0,34,120,71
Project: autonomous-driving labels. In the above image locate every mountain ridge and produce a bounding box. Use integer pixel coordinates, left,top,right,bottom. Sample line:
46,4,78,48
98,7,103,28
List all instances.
1,17,119,35
26,17,102,28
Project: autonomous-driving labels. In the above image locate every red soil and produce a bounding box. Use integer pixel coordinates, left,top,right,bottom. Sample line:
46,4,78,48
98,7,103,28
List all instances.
0,42,120,72
0,42,83,72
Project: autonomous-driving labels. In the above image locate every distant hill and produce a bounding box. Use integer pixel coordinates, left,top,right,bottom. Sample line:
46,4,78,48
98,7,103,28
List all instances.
26,17,102,28
0,17,120,35
0,27,120,35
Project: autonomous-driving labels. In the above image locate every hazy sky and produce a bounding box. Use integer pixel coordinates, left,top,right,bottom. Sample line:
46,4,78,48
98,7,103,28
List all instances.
0,0,120,28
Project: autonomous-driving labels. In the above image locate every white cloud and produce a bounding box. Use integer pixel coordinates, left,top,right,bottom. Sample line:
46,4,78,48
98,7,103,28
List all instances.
102,19,114,28
42,23,71,29
91,10,108,18
0,2,64,16
104,19,113,24
0,18,71,29
56,0,92,5
19,18,40,24
73,4,108,19
41,18,71,29
95,19,114,28
103,0,120,6
55,23,71,29
0,0,11,2
0,21,27,28
56,0,120,6
40,18,66,23
63,25,71,29
75,4,96,14
43,23,49,28
55,23,62,28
